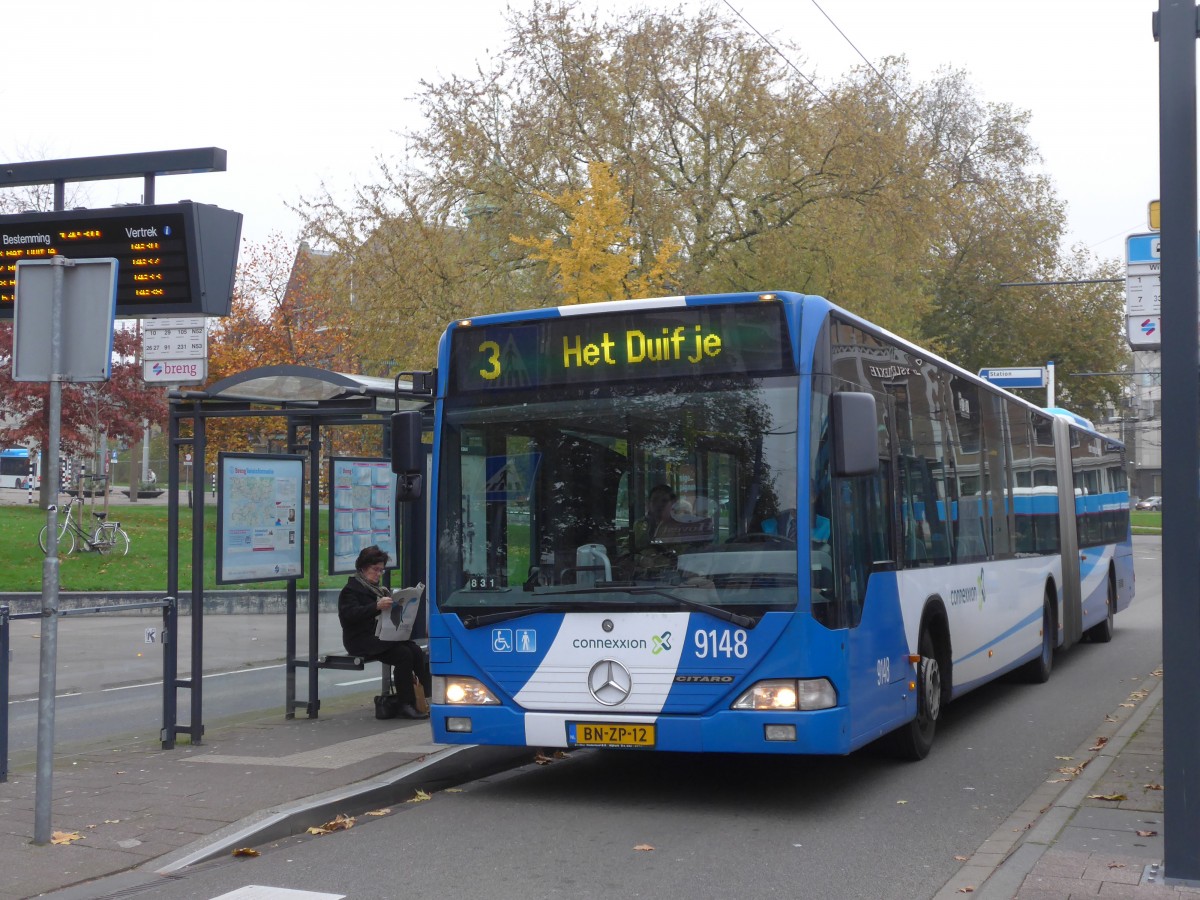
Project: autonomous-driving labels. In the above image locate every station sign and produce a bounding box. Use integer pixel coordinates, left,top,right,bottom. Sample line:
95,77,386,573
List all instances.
978,367,1047,389
0,201,242,319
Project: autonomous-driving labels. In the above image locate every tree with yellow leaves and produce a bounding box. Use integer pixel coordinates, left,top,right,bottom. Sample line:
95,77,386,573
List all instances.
512,161,679,304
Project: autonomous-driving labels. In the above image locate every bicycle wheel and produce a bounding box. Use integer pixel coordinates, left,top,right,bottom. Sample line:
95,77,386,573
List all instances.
92,524,130,556
39,523,76,555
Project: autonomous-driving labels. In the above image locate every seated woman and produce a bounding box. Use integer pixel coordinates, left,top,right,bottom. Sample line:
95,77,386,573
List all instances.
338,545,431,720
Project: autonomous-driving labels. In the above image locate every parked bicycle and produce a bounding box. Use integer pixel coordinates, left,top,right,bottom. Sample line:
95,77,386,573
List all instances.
38,496,131,556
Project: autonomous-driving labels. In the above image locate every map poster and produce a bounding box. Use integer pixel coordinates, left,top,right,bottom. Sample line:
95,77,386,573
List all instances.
329,456,398,575
216,453,305,584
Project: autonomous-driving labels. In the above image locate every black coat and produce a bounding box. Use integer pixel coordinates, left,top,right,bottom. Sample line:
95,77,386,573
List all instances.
338,576,385,656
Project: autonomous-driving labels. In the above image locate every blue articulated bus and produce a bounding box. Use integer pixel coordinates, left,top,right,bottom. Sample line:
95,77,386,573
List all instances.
392,291,1133,759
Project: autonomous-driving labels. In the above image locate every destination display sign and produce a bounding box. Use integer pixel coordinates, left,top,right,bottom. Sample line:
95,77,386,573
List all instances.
0,201,242,319
449,301,791,392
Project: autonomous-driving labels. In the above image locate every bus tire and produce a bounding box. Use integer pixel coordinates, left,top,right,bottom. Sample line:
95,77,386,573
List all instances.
1018,591,1055,683
1085,572,1116,644
886,627,941,761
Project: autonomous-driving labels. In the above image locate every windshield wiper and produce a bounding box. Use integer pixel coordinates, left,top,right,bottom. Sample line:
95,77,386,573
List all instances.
628,588,759,628
460,606,558,629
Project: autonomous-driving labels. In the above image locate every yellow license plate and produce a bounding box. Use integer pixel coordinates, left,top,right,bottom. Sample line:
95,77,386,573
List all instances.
571,722,656,748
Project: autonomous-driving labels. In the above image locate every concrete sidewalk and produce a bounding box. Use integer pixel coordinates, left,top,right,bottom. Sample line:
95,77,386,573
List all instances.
0,698,530,900
936,672,1200,898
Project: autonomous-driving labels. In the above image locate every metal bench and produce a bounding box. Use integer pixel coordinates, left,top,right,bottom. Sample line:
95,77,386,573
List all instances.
308,654,392,694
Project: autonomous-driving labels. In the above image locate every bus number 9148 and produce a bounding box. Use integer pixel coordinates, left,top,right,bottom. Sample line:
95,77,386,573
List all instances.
694,629,748,659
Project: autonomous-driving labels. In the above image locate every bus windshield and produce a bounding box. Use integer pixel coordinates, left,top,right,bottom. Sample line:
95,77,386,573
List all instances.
436,375,799,621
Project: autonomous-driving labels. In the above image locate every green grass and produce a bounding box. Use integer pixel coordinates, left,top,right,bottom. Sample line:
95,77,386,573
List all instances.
0,504,329,593
1130,510,1162,534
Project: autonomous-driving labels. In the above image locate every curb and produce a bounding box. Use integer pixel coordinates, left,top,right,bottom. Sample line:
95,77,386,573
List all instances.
39,743,535,900
934,671,1165,899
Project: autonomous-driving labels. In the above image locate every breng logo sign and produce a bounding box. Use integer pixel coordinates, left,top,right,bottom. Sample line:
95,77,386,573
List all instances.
144,359,205,383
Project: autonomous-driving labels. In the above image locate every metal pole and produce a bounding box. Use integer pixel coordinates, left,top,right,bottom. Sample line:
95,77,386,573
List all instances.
1157,0,1200,884
34,257,68,845
1,605,10,783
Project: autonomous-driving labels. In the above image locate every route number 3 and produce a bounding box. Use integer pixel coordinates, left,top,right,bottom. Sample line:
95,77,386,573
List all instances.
478,340,501,380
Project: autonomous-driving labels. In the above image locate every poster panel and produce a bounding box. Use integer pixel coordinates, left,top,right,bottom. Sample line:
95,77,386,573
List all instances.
216,453,304,584
328,456,398,575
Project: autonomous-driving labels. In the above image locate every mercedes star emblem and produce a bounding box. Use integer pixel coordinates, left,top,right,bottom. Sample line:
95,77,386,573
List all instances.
587,658,632,706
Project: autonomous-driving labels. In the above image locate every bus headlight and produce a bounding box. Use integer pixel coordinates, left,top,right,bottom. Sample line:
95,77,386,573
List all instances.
731,678,836,711
434,675,500,706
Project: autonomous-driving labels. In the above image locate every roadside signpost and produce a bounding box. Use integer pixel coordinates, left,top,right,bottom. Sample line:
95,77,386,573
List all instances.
0,148,238,846
12,256,117,846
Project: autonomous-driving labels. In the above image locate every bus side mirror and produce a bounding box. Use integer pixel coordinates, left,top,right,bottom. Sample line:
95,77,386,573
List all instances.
391,411,424,502
831,391,880,477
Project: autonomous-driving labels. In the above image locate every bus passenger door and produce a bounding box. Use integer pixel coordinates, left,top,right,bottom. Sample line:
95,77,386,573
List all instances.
836,465,908,743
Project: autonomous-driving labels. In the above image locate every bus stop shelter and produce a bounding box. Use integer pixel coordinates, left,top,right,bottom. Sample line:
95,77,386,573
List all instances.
162,365,432,748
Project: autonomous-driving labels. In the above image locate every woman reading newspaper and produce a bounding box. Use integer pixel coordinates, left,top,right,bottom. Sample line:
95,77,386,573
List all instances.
338,545,431,719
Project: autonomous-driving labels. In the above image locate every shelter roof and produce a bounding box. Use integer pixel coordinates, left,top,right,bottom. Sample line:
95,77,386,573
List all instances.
170,365,429,411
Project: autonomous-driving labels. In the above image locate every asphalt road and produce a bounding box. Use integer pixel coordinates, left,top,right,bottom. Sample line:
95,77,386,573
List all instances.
101,537,1163,900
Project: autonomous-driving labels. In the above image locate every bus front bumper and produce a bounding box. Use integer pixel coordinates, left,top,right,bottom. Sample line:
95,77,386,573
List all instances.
430,704,852,755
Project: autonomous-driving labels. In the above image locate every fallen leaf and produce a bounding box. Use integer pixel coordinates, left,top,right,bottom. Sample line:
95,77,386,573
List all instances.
313,813,355,832
1120,703,1136,708
50,831,83,845
1108,862,1127,869
407,790,432,803
445,788,464,793
1151,668,1163,677
633,843,655,852
1136,830,1159,837
896,800,908,805
956,888,975,894
954,855,968,861
231,847,260,857
1055,755,1074,761
1047,778,1068,783
365,808,392,817
1144,783,1164,791
306,826,330,835
534,752,554,765
104,819,120,824
1088,737,1109,751
1087,793,1127,802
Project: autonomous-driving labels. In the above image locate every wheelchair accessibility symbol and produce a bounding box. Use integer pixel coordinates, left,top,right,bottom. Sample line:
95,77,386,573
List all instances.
492,628,513,653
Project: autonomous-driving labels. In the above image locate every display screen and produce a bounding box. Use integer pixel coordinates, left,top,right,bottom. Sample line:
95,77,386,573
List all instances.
449,301,792,392
0,206,194,317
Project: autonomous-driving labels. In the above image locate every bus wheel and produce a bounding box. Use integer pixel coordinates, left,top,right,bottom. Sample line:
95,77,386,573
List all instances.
887,628,941,761
1018,592,1055,683
1085,574,1116,644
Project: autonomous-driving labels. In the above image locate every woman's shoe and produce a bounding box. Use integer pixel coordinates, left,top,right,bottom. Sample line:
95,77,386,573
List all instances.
398,703,429,720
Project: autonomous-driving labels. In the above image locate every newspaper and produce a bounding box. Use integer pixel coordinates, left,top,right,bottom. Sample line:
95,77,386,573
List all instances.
375,583,424,641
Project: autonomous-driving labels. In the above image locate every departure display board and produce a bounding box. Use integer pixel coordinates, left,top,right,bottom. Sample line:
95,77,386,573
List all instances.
449,300,792,392
0,202,242,318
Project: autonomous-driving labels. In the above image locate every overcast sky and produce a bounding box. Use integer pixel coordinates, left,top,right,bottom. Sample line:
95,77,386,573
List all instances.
1,0,1162,267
